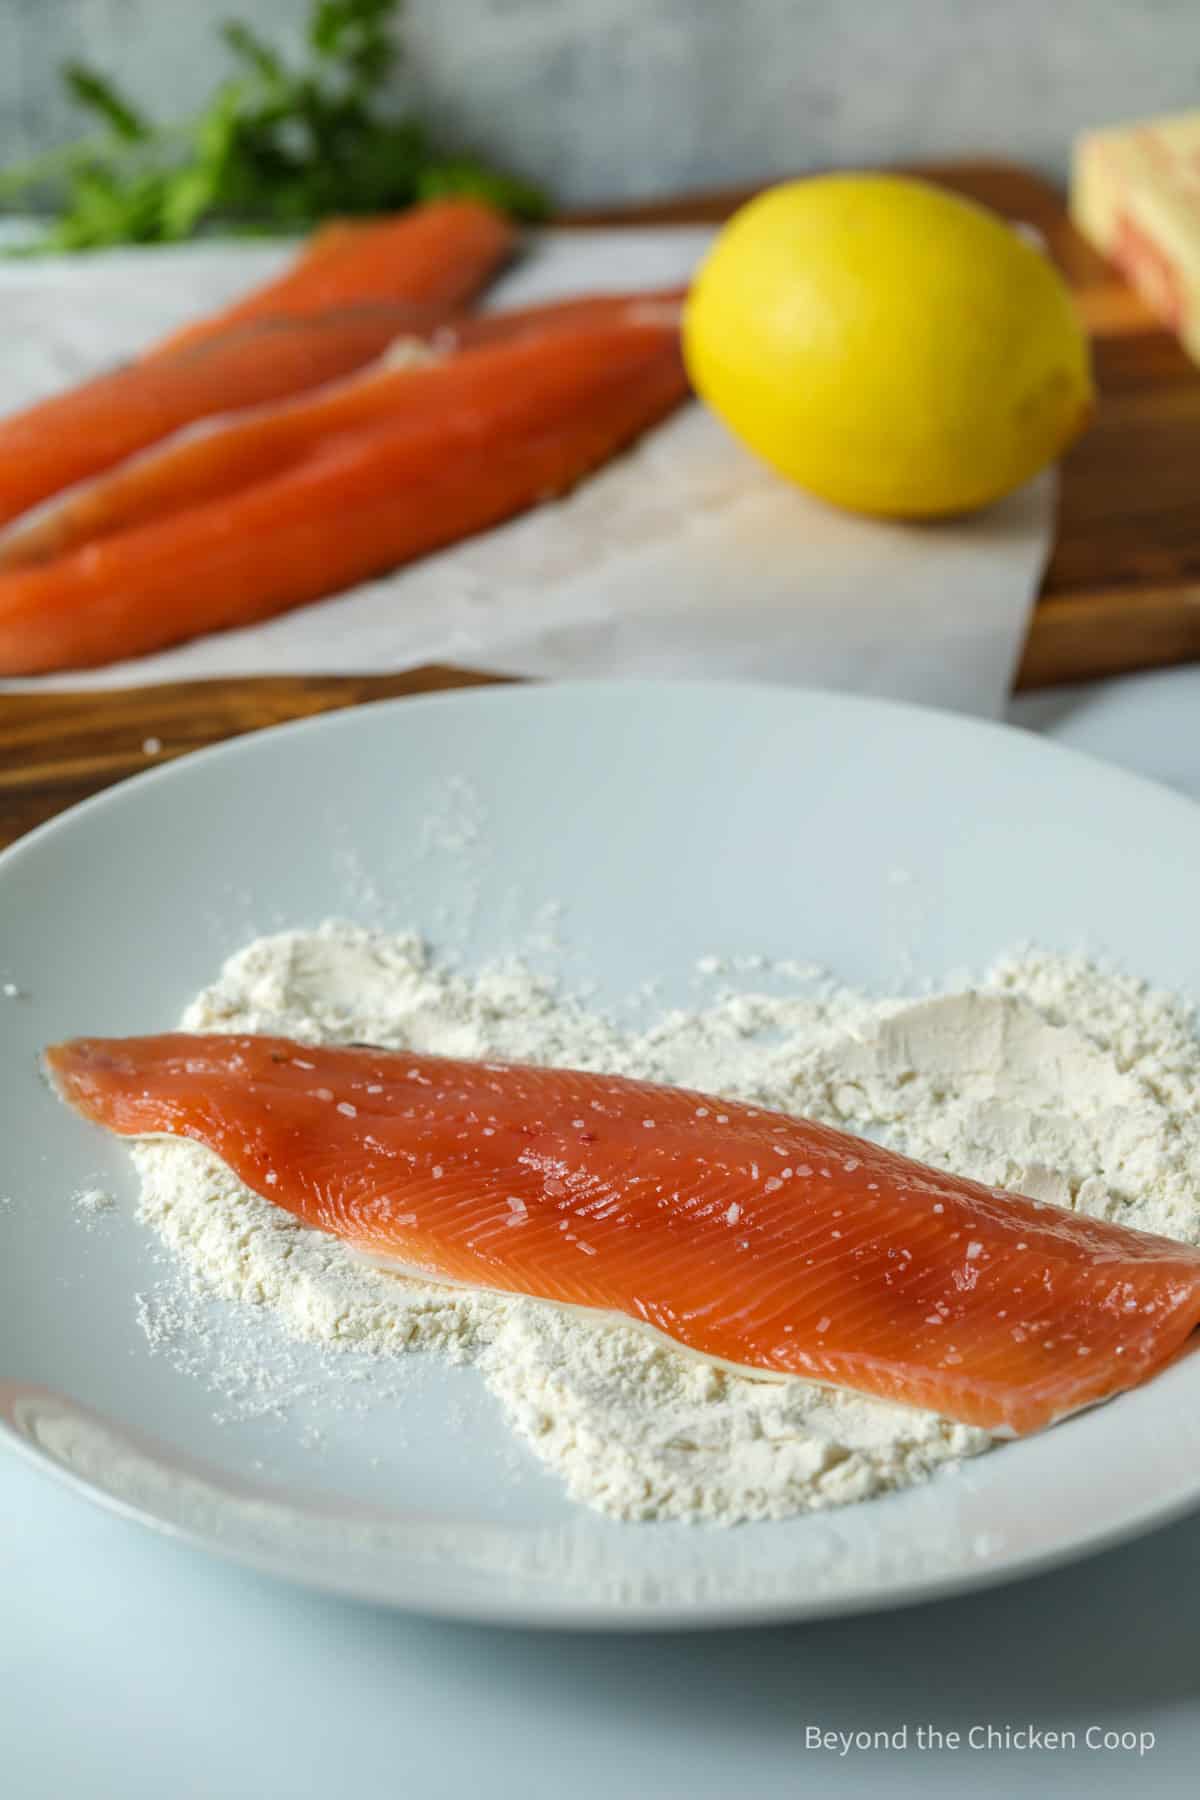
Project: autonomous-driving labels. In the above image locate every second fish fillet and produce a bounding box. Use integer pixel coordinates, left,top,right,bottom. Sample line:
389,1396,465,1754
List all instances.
145,201,514,358
45,1034,1200,1435
0,291,684,569
0,200,512,528
0,318,689,672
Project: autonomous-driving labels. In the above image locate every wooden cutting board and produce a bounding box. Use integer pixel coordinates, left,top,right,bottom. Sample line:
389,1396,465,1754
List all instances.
1,158,1198,852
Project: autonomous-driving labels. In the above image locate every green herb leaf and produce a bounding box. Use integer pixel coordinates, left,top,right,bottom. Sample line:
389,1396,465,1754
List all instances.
62,65,149,143
2,0,549,250
220,21,286,86
416,158,551,222
310,0,398,86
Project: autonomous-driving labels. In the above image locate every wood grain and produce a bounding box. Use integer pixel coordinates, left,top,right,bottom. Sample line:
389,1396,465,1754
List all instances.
0,666,512,849
2,159,1198,852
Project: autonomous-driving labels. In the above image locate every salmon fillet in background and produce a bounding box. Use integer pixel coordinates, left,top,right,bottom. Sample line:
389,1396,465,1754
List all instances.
0,200,514,527
0,306,690,673
0,290,684,570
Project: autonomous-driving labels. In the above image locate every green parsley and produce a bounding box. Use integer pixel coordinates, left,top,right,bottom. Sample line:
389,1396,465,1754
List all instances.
0,0,549,251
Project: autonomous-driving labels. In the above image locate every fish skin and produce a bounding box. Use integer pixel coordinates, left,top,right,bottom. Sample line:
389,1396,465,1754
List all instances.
45,1033,1200,1434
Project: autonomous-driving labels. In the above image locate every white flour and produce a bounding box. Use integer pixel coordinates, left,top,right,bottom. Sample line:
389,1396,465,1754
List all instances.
72,1184,116,1228
128,922,1200,1525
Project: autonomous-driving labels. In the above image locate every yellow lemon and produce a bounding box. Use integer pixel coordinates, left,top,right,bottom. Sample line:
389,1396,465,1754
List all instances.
683,174,1093,517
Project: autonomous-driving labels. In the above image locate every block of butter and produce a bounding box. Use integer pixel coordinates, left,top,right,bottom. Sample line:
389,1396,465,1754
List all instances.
1072,111,1200,360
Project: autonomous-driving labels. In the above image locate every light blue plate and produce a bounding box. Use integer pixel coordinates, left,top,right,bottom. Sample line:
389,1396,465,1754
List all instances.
2,679,1199,1627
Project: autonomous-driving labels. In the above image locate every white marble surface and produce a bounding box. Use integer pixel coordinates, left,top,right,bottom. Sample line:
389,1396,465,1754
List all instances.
3,664,1200,1798
2,0,1199,203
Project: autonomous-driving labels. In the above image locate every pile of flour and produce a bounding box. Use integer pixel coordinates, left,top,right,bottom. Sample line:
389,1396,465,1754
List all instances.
129,921,1200,1525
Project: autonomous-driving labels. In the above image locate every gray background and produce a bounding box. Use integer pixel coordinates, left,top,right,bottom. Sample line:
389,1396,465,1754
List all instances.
1,0,1199,205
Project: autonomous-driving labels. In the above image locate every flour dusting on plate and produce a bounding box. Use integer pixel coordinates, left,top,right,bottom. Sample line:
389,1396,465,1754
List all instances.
127,922,1200,1525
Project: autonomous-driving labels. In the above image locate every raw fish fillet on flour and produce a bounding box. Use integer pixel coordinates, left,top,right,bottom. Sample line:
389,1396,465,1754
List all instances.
46,1035,1200,1436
